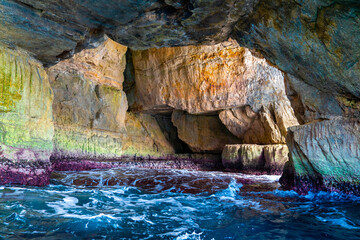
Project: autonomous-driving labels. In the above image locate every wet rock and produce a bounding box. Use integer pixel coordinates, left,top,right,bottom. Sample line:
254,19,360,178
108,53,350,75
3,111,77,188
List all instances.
171,111,240,153
52,154,222,172
280,118,360,195
0,44,54,185
0,160,52,186
222,144,289,174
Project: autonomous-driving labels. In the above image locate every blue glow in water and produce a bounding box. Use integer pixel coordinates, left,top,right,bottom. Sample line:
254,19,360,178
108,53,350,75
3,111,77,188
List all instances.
0,168,360,239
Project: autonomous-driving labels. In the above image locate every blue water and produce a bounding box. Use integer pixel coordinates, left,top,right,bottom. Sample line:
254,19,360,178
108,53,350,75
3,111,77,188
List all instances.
1,168,360,239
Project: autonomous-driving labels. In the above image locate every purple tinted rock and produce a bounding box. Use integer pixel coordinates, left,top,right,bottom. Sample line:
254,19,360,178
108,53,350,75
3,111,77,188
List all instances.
0,160,52,186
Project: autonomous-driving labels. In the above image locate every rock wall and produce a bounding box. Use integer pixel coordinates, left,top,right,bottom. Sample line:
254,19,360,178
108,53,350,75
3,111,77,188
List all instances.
48,38,175,162
222,144,288,174
130,40,298,148
280,118,360,195
0,44,54,185
171,111,240,153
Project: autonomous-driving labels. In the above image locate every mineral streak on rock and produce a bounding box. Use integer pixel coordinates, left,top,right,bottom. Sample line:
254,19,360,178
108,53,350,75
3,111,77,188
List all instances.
0,43,54,185
47,38,175,161
222,144,289,174
280,118,360,195
131,40,296,115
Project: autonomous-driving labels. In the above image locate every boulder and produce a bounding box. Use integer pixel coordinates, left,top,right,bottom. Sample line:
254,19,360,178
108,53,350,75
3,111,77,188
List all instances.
222,144,289,174
171,111,240,153
0,44,54,185
280,118,360,195
219,104,298,144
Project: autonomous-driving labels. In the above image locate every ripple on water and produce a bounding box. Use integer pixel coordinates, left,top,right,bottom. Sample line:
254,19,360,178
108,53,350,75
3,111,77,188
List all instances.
0,167,359,239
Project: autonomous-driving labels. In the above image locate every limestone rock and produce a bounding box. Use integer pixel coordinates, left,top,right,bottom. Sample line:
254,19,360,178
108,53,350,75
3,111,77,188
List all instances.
235,0,360,102
0,0,258,63
280,118,360,195
48,39,174,160
222,144,288,174
132,40,296,115
53,37,128,89
219,104,298,144
171,111,240,153
122,112,175,157
0,44,54,185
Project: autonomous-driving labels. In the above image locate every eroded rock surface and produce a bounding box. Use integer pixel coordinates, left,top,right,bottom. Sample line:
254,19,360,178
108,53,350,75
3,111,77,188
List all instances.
219,104,298,144
171,111,240,153
131,40,295,114
0,44,54,185
48,39,174,161
280,118,360,195
222,144,288,174
235,0,360,102
0,0,258,64
131,40,298,144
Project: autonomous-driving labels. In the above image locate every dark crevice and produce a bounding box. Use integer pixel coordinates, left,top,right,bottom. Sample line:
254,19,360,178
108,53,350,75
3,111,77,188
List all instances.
154,114,192,154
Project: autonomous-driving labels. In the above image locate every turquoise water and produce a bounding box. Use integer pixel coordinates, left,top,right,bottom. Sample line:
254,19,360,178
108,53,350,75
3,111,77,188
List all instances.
1,168,360,239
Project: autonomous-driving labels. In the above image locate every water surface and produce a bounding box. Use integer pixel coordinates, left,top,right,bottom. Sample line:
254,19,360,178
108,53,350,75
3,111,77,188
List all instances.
1,168,360,239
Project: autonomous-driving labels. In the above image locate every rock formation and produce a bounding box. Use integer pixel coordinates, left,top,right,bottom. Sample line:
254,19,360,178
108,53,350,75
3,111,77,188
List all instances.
130,40,298,147
222,144,288,174
280,118,360,195
171,111,240,153
48,38,175,163
0,43,54,185
0,1,359,195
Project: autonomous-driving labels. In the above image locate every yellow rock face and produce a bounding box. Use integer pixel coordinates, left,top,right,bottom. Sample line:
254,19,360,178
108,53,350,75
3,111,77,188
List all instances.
48,38,174,159
0,44,54,161
132,40,299,144
53,38,128,89
171,111,240,153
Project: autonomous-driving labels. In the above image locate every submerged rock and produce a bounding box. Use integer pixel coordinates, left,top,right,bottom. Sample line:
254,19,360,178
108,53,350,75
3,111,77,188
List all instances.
171,111,240,153
280,118,360,195
222,144,289,174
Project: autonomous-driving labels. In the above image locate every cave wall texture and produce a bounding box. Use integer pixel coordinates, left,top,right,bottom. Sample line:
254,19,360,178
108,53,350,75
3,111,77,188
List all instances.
0,0,359,194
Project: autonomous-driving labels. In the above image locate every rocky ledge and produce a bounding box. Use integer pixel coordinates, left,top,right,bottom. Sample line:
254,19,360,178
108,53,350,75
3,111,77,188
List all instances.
222,144,289,175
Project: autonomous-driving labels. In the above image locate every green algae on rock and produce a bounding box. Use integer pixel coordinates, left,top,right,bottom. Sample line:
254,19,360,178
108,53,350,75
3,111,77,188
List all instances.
280,117,360,195
0,44,54,159
48,39,175,161
0,44,54,185
222,144,289,174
